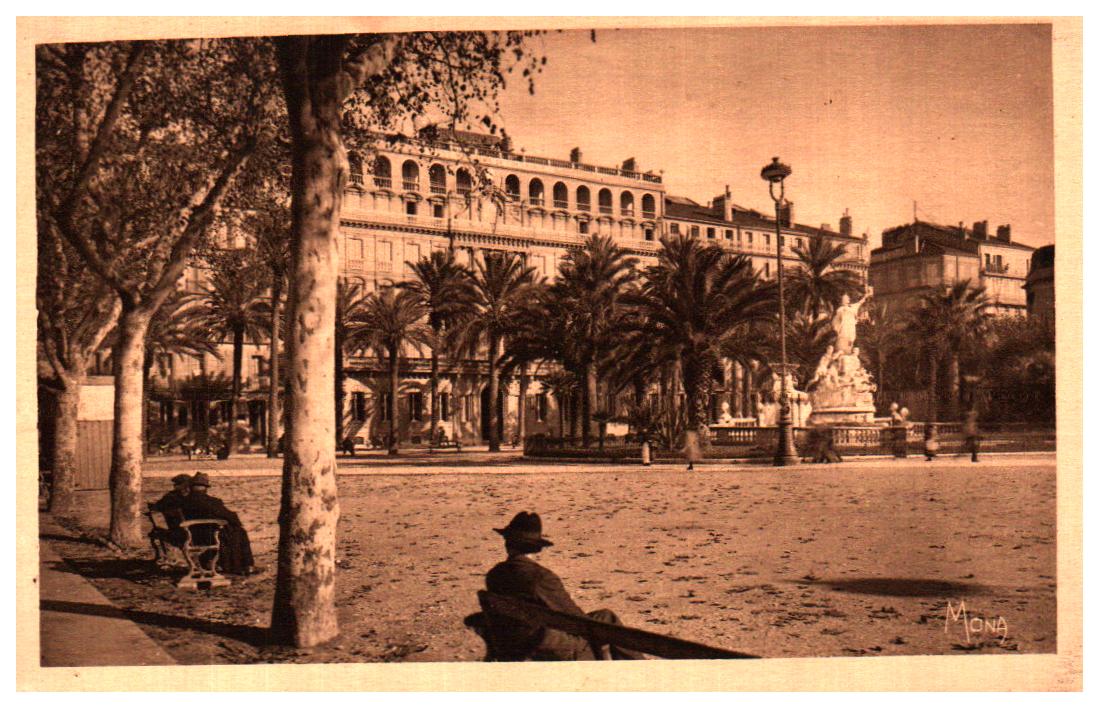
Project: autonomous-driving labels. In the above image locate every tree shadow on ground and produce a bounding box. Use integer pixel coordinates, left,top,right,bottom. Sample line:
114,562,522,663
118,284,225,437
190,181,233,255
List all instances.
39,533,105,547
798,577,991,597
40,599,269,646
46,558,174,584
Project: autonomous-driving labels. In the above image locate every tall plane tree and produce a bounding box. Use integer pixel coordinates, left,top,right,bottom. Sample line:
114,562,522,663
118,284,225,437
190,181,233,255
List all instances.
271,32,543,647
36,226,120,513
36,39,279,546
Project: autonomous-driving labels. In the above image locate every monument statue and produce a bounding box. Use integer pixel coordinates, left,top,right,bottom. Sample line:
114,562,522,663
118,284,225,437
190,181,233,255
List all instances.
808,287,877,426
830,287,872,354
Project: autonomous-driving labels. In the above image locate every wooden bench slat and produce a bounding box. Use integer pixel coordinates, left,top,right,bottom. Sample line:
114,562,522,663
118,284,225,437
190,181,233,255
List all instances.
479,591,757,660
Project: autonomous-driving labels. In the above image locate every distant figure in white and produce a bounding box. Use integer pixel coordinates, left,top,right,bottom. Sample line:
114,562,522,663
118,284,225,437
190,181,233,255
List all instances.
831,287,872,354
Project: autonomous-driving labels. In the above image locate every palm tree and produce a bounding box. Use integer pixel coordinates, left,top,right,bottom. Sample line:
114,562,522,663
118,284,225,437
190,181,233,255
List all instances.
141,290,219,450
452,251,538,452
905,280,991,421
551,234,638,447
622,234,776,437
788,235,864,320
334,278,367,445
346,286,432,455
777,307,836,390
856,301,905,408
186,252,269,456
247,205,292,458
401,250,476,444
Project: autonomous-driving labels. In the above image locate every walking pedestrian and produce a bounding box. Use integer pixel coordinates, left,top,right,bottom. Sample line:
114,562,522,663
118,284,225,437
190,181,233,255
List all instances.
963,409,981,462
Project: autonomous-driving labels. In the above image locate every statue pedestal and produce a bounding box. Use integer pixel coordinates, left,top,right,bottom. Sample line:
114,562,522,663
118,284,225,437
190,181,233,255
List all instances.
807,406,877,426
807,346,877,427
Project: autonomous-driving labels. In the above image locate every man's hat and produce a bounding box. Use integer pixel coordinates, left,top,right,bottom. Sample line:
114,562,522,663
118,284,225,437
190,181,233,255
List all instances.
190,472,211,487
494,512,553,549
171,474,192,486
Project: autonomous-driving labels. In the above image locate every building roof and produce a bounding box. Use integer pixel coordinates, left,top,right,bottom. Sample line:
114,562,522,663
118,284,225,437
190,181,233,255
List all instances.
880,220,1035,253
664,196,863,242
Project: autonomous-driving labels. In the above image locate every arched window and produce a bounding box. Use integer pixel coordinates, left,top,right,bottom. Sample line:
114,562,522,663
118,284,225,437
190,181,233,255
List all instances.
620,191,634,217
348,152,364,185
641,194,656,218
428,164,446,195
401,160,420,191
456,168,472,195
372,156,391,189
576,186,591,212
598,188,613,215
529,179,544,207
505,174,521,200
553,182,568,209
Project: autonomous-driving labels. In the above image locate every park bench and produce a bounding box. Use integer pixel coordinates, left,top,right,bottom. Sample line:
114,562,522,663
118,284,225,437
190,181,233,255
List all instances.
146,507,230,590
429,433,462,452
466,590,758,661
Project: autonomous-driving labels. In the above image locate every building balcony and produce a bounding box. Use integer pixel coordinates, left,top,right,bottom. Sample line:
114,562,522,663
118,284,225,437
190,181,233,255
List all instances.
529,196,544,207
642,210,656,220
430,184,446,195
599,205,613,215
403,180,420,192
983,262,1010,275
553,199,569,210
350,172,364,186
374,176,392,189
577,203,592,213
621,207,635,218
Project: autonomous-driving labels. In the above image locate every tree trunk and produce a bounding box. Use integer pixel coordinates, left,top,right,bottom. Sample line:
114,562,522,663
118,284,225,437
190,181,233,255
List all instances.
266,278,282,457
558,392,566,438
108,303,152,548
581,363,594,448
228,324,244,457
334,332,345,445
49,379,82,514
927,354,939,423
142,356,152,460
517,364,528,444
429,346,440,443
487,335,501,452
388,346,399,455
270,36,345,648
948,352,961,421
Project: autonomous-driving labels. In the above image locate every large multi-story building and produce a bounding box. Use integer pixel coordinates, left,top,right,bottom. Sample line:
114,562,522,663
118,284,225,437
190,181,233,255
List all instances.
144,129,873,448
869,220,1035,317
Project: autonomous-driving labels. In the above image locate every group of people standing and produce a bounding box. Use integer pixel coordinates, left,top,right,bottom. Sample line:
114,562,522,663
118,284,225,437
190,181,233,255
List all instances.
150,472,260,576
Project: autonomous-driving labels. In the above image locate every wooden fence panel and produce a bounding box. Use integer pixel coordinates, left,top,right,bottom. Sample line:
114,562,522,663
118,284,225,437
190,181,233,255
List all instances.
74,420,112,490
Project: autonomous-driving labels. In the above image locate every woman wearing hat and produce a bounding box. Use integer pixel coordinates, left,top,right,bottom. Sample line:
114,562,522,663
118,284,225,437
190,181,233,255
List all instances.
181,473,260,576
482,511,644,660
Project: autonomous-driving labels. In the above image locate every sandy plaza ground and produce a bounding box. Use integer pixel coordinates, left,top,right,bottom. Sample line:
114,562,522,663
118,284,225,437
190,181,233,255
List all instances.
42,452,1056,664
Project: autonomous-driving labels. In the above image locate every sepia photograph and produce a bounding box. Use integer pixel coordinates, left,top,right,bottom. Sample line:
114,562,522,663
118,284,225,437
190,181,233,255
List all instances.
16,15,1082,691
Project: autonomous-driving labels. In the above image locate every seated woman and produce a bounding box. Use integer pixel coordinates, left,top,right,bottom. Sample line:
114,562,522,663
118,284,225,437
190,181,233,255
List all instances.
181,473,261,576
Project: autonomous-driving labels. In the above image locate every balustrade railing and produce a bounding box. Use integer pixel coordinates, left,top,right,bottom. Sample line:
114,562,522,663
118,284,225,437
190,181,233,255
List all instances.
373,176,392,189
553,199,569,209
430,184,446,195
402,179,420,192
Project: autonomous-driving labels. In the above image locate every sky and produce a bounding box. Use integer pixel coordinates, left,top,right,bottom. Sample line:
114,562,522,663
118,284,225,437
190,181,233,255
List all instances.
493,24,1054,249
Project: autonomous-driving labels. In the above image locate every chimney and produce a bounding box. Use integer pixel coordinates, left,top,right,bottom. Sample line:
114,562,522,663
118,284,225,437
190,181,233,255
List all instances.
839,209,852,236
996,224,1012,243
821,223,832,232
622,157,636,172
569,147,582,163
973,220,988,240
712,185,733,221
778,200,793,227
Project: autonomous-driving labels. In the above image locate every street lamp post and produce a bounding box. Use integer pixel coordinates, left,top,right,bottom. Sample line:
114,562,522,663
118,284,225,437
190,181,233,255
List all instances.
761,157,799,466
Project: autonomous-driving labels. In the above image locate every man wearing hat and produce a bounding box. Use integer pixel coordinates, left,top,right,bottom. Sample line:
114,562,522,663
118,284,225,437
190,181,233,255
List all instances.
181,473,259,576
483,511,644,660
149,474,192,550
